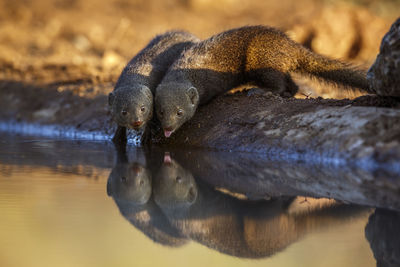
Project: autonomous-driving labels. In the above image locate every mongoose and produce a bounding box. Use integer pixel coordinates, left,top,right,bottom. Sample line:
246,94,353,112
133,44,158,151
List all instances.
108,31,199,143
155,25,374,137
154,152,198,207
107,142,152,205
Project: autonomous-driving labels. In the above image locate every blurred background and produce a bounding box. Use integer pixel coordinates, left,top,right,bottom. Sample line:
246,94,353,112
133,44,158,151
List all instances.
0,0,399,98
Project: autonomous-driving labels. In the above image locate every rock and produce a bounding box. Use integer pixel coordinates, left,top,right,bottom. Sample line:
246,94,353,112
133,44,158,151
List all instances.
367,18,400,96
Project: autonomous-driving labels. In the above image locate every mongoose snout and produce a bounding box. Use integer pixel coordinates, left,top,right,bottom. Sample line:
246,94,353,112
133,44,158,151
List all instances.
163,127,174,138
131,120,144,129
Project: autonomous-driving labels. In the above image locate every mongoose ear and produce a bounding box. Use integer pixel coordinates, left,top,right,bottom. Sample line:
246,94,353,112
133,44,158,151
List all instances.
187,186,197,204
106,178,112,197
186,87,199,106
108,92,115,106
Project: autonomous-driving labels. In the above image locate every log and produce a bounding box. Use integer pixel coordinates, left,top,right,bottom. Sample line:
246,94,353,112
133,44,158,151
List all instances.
1,79,400,171
155,91,400,172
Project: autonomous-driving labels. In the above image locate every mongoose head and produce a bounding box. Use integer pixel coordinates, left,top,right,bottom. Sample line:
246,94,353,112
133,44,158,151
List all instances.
107,161,152,205
155,82,199,137
109,85,153,131
153,152,198,208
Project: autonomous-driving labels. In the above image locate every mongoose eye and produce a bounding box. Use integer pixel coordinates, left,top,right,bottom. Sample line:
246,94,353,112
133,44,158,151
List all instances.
158,110,164,117
140,106,146,112
121,176,127,182
177,109,183,117
121,110,128,116
176,176,182,183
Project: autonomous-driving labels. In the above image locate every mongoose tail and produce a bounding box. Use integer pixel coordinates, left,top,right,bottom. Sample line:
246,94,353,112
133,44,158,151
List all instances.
296,48,374,94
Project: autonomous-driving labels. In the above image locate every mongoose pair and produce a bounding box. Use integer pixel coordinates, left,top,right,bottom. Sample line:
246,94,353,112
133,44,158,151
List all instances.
108,31,199,143
111,26,374,141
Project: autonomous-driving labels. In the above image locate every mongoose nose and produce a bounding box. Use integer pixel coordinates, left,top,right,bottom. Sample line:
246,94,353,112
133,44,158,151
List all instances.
131,121,143,128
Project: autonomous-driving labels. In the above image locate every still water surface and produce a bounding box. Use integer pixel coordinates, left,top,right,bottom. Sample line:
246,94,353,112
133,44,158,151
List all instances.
0,133,399,267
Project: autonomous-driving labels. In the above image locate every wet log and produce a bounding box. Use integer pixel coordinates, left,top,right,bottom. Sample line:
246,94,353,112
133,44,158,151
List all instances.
155,92,400,171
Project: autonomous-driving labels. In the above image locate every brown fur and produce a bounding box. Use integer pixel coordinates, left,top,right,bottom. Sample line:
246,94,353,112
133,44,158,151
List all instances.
155,25,372,137
109,31,199,143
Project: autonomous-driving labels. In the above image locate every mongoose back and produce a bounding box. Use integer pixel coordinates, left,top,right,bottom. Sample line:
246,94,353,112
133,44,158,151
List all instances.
155,26,374,137
108,31,199,143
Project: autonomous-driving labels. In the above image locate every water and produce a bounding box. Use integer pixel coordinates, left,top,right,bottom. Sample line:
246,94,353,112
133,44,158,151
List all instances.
0,133,399,267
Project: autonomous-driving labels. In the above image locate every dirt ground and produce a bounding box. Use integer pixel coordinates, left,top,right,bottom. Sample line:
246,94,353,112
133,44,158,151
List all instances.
0,0,399,140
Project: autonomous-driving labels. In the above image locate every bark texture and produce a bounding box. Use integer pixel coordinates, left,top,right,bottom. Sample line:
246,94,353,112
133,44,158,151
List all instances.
155,92,400,171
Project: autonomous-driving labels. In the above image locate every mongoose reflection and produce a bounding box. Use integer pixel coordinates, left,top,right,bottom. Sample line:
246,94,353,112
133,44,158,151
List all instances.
107,145,187,246
108,31,199,143
153,152,368,258
107,159,152,205
155,25,374,137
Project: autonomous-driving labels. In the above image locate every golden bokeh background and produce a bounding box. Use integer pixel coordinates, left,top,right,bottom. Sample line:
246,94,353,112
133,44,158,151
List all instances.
0,0,398,98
